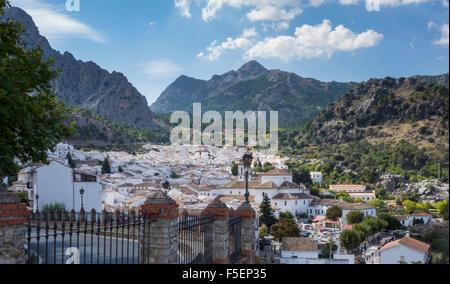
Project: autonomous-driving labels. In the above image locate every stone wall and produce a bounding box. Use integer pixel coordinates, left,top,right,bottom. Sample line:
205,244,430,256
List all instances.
139,192,257,265
0,185,31,264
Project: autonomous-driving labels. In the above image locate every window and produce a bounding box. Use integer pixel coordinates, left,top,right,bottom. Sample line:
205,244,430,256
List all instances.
285,201,287,206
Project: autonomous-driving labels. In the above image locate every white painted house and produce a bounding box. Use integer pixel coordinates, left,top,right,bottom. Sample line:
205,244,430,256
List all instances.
272,193,317,216
395,213,433,227
280,237,319,264
349,191,376,201
261,169,293,186
23,160,103,212
310,172,323,184
329,185,366,193
379,236,430,264
212,169,309,205
308,199,377,225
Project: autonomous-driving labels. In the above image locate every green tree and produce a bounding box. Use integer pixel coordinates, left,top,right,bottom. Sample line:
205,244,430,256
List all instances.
271,218,300,242
101,157,111,174
346,211,365,225
340,229,361,254
337,191,352,202
292,168,312,186
279,211,294,220
326,206,343,221
436,199,449,221
368,198,386,209
16,191,28,205
231,162,238,176
0,0,72,179
402,200,417,213
259,195,277,229
320,239,338,259
66,152,75,169
362,216,387,235
353,223,372,241
259,225,268,239
378,213,402,230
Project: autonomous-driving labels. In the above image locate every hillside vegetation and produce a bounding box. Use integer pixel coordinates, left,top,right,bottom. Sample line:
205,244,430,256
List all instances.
283,75,449,184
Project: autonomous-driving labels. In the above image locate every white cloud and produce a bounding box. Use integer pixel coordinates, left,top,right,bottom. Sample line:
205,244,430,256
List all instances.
246,6,302,22
142,60,183,78
434,24,449,46
309,0,327,7
174,0,192,18
201,0,303,23
244,19,383,61
428,21,435,30
11,0,106,43
443,0,449,7
241,27,258,38
198,27,258,61
339,0,359,5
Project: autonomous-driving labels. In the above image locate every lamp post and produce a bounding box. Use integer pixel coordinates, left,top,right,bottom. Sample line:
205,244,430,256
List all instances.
35,194,39,213
162,181,170,195
242,152,253,204
79,188,85,211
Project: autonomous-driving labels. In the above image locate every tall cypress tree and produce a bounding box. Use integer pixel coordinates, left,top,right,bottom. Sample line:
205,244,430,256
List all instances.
101,157,111,174
259,195,277,229
66,152,75,168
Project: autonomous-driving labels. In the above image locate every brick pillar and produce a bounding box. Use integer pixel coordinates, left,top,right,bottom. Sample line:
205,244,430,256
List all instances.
237,202,256,264
0,185,31,264
203,197,230,264
140,190,179,264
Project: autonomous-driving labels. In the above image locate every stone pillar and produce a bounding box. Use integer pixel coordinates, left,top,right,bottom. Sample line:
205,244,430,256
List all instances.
203,197,230,264
237,202,256,264
139,190,179,264
0,185,31,264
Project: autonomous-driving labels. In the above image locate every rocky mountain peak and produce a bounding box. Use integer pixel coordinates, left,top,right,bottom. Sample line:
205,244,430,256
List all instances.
236,60,267,77
2,7,156,129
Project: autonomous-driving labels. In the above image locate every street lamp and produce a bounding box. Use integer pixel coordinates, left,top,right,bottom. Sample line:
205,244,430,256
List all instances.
242,152,253,204
162,181,170,194
79,188,85,211
35,194,39,213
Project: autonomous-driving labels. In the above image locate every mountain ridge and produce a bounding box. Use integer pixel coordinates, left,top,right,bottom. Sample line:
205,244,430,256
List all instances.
151,61,358,128
2,7,156,129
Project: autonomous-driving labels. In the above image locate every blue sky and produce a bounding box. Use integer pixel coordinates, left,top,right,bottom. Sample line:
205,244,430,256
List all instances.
10,0,449,105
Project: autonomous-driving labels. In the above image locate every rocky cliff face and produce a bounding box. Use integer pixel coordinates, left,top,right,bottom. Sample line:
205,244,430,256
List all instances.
298,74,449,146
2,7,156,128
151,61,357,128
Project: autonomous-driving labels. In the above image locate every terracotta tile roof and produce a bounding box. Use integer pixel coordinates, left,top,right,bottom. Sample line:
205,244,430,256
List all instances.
315,199,375,210
272,193,315,200
278,181,302,189
118,183,134,188
342,224,354,230
329,185,365,190
348,191,376,196
281,237,318,252
395,215,408,220
219,195,255,203
411,212,432,217
312,216,326,222
262,169,291,176
221,181,279,189
380,236,430,254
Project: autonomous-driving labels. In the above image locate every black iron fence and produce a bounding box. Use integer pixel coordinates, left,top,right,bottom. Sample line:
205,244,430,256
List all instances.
228,215,242,263
26,210,151,264
177,214,213,264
